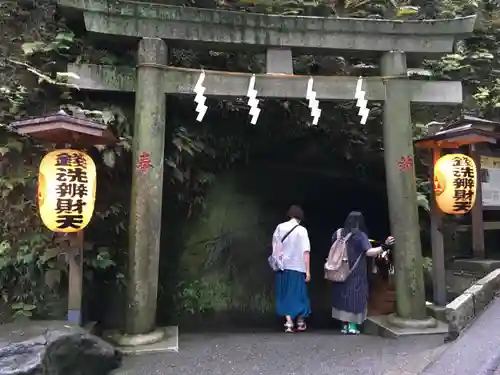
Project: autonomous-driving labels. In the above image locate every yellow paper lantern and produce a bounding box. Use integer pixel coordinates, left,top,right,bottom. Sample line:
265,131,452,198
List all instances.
38,149,96,233
434,153,477,214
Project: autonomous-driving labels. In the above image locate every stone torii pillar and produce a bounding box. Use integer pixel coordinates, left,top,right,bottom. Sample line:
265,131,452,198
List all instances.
125,38,168,338
57,0,476,342
381,51,429,324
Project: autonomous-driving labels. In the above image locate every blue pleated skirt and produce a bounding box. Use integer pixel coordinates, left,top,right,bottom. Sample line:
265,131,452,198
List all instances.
275,269,311,319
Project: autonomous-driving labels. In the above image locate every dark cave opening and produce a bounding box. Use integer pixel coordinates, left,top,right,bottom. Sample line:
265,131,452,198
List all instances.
157,158,394,331
255,165,391,329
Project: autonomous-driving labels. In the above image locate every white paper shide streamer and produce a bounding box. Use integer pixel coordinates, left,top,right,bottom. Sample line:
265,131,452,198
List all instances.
355,76,370,125
246,74,261,125
193,71,208,122
306,77,321,126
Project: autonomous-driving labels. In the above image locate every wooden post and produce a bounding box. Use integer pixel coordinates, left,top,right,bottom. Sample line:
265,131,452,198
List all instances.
470,144,485,258
381,51,427,321
125,38,168,335
430,148,447,306
67,231,84,325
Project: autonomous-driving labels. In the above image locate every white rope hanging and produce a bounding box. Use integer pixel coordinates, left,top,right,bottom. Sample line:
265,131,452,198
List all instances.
191,70,374,125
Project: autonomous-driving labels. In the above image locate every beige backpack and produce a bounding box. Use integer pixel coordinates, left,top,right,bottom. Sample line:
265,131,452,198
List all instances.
324,229,362,282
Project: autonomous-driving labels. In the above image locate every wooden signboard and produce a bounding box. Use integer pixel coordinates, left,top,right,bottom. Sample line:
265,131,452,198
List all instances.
480,155,500,210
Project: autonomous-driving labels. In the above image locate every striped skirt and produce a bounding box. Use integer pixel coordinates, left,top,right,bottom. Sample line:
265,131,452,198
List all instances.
331,262,369,324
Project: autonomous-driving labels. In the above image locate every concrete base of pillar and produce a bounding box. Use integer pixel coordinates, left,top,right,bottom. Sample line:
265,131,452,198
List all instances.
426,301,447,322
363,315,448,338
106,326,178,355
386,313,437,329
112,327,165,346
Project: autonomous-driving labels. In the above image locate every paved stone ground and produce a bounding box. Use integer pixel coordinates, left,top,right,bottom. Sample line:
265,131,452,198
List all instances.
422,296,500,375
113,329,448,375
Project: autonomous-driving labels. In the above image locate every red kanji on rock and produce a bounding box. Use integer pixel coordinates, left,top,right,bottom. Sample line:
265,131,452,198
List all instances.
136,152,153,173
397,155,413,172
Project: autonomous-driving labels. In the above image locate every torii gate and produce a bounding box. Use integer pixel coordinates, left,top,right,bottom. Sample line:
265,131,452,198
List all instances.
58,0,475,343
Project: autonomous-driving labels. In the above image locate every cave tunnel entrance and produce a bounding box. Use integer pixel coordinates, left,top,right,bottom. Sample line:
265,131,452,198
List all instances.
150,97,401,331
301,180,390,321
158,156,393,331
259,165,391,329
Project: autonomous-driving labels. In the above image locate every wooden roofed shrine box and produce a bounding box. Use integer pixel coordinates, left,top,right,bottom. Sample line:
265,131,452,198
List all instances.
415,115,500,301
10,110,116,147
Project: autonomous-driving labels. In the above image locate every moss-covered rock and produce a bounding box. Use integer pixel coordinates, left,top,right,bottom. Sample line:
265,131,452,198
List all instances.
175,171,276,323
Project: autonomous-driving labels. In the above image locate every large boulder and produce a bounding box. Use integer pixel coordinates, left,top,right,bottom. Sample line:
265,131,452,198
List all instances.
0,320,121,375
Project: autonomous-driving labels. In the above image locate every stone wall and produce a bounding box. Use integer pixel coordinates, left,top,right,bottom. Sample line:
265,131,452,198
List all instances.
446,269,500,340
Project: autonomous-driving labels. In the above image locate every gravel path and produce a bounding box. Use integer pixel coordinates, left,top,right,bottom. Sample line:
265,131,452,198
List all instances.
113,329,447,375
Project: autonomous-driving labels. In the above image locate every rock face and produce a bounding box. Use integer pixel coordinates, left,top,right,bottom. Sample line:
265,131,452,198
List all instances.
0,320,121,375
176,171,277,324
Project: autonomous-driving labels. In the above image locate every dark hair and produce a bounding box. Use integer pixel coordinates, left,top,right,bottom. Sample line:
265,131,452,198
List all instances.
287,205,304,221
341,211,368,237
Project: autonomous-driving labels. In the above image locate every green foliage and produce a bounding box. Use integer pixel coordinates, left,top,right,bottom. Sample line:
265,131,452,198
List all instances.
427,0,500,117
21,31,75,56
0,3,125,320
0,137,60,320
416,177,431,211
175,278,273,315
175,279,233,314
0,16,58,316
215,0,424,17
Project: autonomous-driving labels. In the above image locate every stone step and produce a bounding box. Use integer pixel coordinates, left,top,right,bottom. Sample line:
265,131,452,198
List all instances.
363,315,448,339
448,259,500,274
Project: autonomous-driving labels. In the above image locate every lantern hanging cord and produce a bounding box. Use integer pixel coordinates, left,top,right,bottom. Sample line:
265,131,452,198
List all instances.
136,63,409,81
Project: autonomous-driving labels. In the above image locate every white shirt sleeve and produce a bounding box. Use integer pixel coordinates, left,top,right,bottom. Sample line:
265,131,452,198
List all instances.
299,227,311,252
271,225,280,252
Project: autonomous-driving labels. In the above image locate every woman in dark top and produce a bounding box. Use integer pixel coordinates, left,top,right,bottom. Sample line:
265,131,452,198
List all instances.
330,211,394,335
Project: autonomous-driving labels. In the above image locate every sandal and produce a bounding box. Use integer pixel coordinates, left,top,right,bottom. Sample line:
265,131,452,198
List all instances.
284,321,294,333
296,319,307,332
